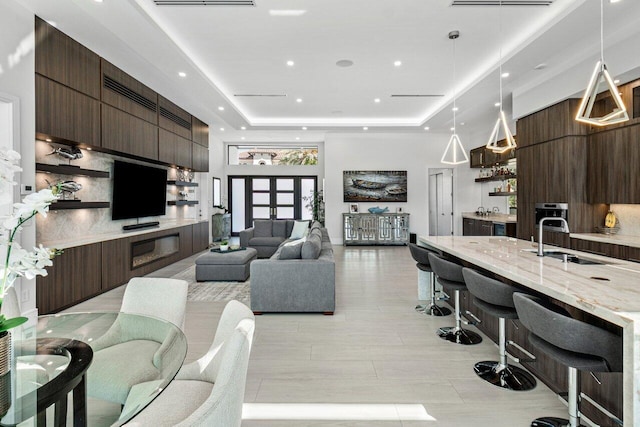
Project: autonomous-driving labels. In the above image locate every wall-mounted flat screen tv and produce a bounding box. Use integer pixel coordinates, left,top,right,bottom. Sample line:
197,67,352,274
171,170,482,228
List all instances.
112,160,167,220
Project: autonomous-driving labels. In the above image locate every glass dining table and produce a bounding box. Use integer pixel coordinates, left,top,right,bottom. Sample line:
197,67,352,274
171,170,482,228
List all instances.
0,312,188,427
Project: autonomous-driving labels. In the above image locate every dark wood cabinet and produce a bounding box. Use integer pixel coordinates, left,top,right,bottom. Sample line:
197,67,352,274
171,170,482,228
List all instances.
101,59,158,124
101,104,158,160
35,17,100,99
159,128,192,168
36,243,102,314
158,96,192,140
192,143,209,172
192,221,210,253
36,75,101,147
192,116,209,147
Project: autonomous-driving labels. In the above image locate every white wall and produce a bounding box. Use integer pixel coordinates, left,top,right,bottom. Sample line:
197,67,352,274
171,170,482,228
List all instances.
324,132,481,243
0,0,36,315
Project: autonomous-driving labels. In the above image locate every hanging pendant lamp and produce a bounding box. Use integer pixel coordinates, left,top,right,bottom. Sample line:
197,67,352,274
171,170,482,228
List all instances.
486,0,516,154
441,30,469,165
575,0,628,126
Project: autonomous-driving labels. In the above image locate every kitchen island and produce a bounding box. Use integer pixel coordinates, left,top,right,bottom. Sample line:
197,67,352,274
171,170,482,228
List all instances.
419,235,639,427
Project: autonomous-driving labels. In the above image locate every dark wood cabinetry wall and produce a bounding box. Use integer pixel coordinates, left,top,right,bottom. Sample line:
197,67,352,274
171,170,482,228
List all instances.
34,16,209,172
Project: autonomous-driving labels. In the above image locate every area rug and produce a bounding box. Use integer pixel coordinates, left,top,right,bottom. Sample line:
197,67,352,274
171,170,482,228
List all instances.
171,265,251,305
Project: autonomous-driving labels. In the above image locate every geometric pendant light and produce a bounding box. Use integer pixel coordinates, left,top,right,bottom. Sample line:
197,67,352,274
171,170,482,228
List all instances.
575,0,628,126
441,30,469,165
486,0,516,154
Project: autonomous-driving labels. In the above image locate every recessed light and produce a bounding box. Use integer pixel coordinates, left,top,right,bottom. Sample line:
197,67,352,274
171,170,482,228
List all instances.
286,60,295,67
220,127,225,131
614,79,620,84
302,126,307,130
452,107,459,112
495,102,501,107
296,98,302,103
336,59,354,68
501,72,510,78
424,126,430,131
218,106,225,111
178,72,186,78
394,60,402,67
363,127,368,131
241,126,246,130
374,98,381,103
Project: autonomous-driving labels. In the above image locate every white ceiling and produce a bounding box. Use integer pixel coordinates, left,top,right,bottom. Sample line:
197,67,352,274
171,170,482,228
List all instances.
18,0,640,141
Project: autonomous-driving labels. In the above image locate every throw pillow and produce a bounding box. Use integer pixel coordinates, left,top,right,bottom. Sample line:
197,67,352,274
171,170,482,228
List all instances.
289,220,310,240
301,233,322,259
279,241,303,259
254,220,272,237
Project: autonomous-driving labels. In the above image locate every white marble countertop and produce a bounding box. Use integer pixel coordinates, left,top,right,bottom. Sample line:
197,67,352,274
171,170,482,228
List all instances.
418,235,639,327
41,219,208,249
570,232,640,249
461,212,517,223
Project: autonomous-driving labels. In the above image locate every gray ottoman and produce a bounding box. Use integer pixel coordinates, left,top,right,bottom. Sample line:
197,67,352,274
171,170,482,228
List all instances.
195,248,258,282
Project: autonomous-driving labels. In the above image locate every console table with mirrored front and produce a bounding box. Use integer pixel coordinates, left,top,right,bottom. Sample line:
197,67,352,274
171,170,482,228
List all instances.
343,213,410,245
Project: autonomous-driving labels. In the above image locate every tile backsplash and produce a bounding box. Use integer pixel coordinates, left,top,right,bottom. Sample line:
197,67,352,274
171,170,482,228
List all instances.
610,204,640,236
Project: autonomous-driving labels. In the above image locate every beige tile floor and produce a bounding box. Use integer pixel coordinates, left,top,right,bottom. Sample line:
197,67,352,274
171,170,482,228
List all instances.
66,245,568,426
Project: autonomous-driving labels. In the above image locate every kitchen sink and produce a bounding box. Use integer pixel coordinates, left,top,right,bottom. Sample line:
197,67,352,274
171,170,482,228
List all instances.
522,249,607,265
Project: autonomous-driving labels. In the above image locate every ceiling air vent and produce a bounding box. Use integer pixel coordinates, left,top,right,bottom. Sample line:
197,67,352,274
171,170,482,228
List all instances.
159,107,192,130
103,75,157,112
451,1,553,5
153,0,255,6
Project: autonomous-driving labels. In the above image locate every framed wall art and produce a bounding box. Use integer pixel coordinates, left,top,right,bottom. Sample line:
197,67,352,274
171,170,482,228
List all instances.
343,170,407,202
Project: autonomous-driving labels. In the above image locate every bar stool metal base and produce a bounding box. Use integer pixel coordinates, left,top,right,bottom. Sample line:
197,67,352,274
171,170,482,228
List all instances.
416,304,452,316
474,361,537,391
531,417,585,427
437,326,482,345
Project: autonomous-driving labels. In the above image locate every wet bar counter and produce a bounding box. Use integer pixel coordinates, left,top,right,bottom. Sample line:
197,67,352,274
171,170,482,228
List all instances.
418,235,639,427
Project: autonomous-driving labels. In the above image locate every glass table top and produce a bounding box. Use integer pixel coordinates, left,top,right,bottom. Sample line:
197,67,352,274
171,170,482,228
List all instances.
0,312,187,426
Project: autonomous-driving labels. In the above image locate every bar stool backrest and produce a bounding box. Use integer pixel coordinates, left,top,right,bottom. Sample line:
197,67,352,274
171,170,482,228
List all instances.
462,268,517,308
513,293,623,373
428,253,464,283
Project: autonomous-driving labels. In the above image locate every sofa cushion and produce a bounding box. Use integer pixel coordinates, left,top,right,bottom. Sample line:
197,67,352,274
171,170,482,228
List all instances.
272,220,289,238
249,236,285,247
279,241,304,259
290,220,310,240
301,233,322,259
254,220,273,237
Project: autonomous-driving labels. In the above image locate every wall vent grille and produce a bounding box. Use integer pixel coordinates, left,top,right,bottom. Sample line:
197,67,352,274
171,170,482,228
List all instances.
104,75,157,112
451,1,553,5
154,0,256,6
159,107,192,130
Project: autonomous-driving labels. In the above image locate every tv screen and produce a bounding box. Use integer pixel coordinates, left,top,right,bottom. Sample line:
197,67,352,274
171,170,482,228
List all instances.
112,160,168,220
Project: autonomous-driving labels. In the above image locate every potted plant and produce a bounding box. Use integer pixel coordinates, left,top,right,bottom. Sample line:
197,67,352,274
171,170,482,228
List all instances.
219,240,229,251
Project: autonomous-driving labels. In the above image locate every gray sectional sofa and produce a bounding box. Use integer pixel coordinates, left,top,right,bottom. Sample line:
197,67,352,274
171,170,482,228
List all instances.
249,220,335,315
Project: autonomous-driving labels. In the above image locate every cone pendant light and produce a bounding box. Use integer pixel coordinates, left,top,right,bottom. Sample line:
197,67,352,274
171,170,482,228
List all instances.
576,0,628,126
441,30,469,165
486,0,516,154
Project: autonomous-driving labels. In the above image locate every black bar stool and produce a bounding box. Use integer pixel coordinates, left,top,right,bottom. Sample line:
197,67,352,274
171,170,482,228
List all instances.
428,253,482,345
513,293,623,427
462,268,536,391
408,244,451,316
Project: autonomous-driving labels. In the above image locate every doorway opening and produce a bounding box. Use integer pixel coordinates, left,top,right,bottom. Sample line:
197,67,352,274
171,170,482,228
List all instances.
428,168,454,236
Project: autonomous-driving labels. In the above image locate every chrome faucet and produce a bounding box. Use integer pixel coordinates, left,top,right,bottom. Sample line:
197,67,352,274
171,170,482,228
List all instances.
538,217,570,257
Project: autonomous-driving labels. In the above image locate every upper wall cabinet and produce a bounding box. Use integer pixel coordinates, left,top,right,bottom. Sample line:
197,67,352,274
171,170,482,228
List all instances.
35,17,101,99
192,116,209,147
36,75,101,147
101,59,158,124
158,96,192,140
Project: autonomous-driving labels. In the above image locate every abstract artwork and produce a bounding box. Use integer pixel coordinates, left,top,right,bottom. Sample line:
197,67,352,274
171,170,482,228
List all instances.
343,171,407,202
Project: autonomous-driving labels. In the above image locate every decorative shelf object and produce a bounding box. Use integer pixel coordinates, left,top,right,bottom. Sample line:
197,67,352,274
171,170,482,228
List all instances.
167,200,199,206
474,174,517,183
488,192,517,197
167,180,198,187
49,201,110,210
36,163,110,178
